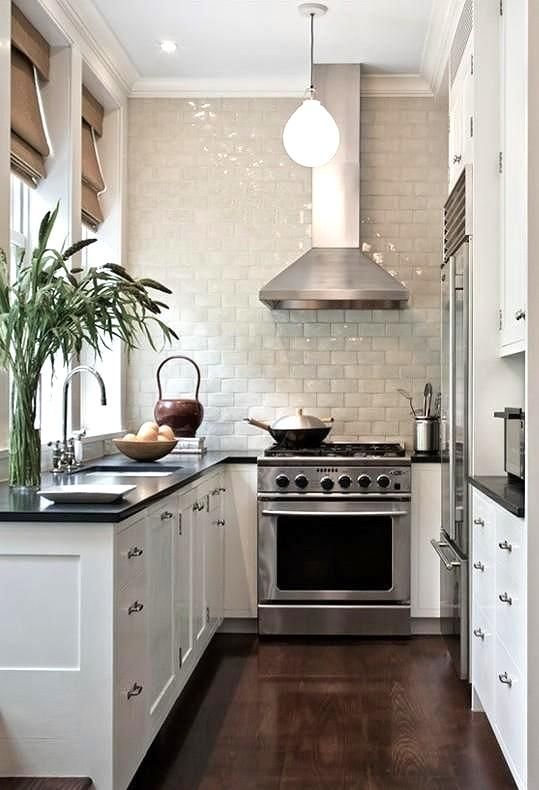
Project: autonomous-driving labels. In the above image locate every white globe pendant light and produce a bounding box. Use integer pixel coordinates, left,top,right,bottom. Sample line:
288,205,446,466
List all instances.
283,3,340,168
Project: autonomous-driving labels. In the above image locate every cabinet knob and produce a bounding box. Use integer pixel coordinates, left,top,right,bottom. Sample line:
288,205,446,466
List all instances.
498,672,513,688
498,592,513,605
127,682,143,699
473,517,485,527
453,154,462,164
160,510,174,521
473,561,485,572
127,546,144,559
515,309,526,321
128,600,144,615
473,627,485,640
498,540,512,552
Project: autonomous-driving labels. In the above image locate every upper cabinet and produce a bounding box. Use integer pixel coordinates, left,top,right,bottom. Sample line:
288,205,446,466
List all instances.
499,0,527,355
449,36,474,191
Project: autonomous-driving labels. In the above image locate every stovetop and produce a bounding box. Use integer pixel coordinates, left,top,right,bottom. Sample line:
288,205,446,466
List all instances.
263,441,406,459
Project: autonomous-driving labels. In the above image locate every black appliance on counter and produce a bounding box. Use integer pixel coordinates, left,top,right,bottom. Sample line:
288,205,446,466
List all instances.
494,408,525,481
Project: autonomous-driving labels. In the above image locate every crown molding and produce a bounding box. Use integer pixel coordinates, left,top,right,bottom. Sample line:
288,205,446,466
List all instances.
421,0,465,95
360,74,433,98
130,73,433,100
33,0,139,101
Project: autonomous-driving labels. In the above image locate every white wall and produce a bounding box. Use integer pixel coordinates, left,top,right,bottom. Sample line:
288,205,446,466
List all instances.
126,95,447,450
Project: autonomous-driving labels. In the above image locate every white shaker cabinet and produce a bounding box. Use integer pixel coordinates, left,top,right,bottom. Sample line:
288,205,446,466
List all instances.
449,37,474,190
224,463,258,618
470,487,527,789
499,0,527,355
411,463,441,619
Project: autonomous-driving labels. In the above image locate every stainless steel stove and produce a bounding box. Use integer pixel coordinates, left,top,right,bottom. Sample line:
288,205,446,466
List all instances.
257,441,411,636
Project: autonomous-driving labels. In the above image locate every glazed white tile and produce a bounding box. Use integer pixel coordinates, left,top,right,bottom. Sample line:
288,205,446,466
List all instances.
126,96,447,450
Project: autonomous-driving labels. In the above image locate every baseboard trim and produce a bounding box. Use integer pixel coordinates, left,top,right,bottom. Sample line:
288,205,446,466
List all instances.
219,618,258,634
411,617,442,635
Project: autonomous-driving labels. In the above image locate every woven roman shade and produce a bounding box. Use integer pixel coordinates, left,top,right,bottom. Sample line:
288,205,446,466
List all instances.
10,5,50,185
81,87,105,229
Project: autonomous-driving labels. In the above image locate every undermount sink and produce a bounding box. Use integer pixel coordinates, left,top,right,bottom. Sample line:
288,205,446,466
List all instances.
80,464,183,478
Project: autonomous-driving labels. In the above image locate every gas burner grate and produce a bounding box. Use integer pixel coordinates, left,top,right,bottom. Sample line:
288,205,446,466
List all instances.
264,442,406,458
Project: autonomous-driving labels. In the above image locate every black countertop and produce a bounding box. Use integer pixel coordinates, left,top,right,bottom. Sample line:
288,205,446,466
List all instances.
468,475,525,518
411,452,441,464
0,452,258,524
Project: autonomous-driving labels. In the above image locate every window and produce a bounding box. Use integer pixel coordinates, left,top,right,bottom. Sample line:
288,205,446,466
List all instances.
79,223,123,437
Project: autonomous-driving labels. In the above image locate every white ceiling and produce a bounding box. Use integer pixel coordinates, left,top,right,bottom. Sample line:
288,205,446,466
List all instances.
92,0,435,90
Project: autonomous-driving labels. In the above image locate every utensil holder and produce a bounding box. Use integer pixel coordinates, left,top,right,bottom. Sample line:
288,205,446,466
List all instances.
413,415,440,454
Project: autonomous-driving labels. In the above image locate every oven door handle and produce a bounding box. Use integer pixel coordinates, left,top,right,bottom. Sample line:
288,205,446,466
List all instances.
261,509,409,518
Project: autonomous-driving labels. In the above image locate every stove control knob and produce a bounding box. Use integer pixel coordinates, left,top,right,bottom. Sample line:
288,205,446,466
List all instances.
320,476,334,491
377,474,391,489
275,474,290,489
338,474,352,489
358,474,372,488
295,474,308,489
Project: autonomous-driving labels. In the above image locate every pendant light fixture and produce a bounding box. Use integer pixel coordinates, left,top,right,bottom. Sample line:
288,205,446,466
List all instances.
283,3,340,168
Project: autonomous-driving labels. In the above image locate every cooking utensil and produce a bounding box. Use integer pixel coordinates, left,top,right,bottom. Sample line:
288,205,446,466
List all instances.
154,355,204,437
113,438,178,461
424,382,433,417
244,409,334,448
397,388,417,417
434,392,441,417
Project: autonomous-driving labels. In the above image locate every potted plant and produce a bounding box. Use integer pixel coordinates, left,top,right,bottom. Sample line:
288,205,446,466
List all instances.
0,205,178,489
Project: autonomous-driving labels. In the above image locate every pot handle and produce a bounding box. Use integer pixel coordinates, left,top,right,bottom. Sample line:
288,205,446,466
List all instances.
156,355,201,401
243,417,272,433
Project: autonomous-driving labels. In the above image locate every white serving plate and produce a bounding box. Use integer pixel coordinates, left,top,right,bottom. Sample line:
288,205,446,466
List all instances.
38,484,136,504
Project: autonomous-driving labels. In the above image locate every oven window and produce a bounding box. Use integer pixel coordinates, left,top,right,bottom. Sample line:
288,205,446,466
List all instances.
276,515,393,591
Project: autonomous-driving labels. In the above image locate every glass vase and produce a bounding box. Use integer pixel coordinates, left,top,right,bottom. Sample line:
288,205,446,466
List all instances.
9,376,41,489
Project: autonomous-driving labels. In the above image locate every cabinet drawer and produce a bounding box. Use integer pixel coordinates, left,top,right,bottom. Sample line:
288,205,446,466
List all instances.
115,671,147,790
117,576,147,683
495,510,524,589
471,491,495,562
495,578,525,669
117,520,146,590
471,552,494,614
494,636,524,785
471,611,494,721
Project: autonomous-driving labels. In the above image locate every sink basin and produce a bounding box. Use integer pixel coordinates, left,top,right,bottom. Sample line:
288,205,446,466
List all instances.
82,464,183,478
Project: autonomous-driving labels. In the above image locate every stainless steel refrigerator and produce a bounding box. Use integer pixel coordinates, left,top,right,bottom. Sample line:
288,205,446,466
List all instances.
431,167,472,680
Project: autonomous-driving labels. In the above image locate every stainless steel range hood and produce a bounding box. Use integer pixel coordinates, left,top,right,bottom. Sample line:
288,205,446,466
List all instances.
260,64,409,310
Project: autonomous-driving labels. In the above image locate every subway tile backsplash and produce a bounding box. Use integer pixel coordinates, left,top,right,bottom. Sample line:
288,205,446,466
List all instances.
127,96,447,450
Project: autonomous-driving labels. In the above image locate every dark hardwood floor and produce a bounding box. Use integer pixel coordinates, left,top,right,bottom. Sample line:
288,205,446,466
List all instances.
128,635,516,790
0,781,92,789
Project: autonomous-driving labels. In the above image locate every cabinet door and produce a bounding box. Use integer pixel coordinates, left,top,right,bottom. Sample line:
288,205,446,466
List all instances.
470,610,494,720
224,464,258,618
193,491,210,650
146,499,177,732
448,81,464,190
206,476,225,629
499,0,527,353
176,494,194,678
411,464,441,618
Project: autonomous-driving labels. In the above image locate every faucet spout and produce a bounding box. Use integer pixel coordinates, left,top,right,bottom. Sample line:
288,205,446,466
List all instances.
62,366,107,448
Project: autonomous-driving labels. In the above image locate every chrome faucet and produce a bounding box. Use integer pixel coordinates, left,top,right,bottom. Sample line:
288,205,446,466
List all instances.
50,366,107,474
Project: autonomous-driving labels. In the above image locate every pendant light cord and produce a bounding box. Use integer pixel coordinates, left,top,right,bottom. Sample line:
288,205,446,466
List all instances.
310,12,315,96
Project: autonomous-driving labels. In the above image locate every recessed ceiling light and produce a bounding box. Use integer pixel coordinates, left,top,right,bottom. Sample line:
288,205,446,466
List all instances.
159,40,177,54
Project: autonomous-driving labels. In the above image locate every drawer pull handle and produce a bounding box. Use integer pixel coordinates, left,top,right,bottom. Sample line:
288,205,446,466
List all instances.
213,519,225,527
499,592,513,605
515,309,526,321
498,672,513,688
473,561,485,572
127,682,143,699
453,153,462,164
473,627,485,640
473,517,485,527
219,487,226,493
161,510,174,520
498,540,512,552
128,600,144,615
127,546,144,559
192,501,205,512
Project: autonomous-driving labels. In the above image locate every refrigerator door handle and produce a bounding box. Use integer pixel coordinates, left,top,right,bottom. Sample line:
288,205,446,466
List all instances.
448,255,456,538
431,538,461,570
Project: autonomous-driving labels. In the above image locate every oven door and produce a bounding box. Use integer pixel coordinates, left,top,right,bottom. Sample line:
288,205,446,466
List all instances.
258,497,411,604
